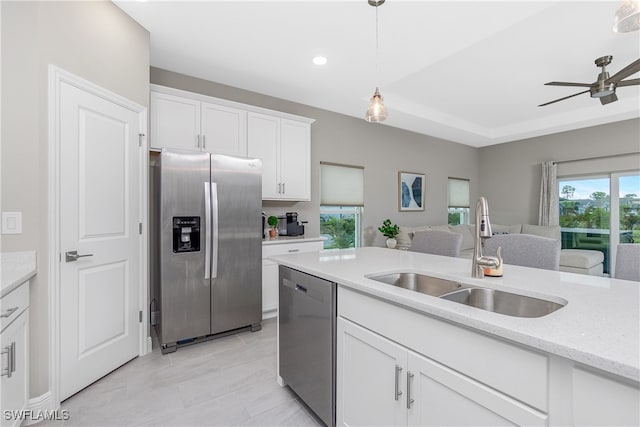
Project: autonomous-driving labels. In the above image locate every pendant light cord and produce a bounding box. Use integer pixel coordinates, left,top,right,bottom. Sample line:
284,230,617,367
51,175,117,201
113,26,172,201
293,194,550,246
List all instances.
375,4,379,89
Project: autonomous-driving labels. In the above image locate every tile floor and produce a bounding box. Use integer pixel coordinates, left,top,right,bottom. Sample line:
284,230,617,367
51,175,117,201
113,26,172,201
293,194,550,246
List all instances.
37,319,322,427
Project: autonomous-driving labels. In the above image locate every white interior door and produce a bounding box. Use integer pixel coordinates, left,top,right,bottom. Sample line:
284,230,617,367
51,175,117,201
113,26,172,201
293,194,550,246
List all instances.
58,81,141,401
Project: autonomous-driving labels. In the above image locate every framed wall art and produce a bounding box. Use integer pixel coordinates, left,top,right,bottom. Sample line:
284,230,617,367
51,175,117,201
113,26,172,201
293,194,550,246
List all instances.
398,171,425,211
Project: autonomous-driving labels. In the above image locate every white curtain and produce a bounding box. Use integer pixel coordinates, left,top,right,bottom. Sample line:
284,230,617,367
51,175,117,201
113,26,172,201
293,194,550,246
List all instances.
538,161,559,226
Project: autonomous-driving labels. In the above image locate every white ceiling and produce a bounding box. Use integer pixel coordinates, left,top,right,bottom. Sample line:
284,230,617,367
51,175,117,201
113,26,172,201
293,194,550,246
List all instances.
114,0,640,147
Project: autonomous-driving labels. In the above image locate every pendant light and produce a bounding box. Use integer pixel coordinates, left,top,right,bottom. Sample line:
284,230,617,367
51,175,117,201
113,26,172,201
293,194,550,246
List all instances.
365,0,388,123
613,0,640,32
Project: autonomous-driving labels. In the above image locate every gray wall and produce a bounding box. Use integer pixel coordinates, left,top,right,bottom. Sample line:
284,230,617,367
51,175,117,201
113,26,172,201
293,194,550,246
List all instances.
150,67,481,245
479,119,640,225
1,0,149,397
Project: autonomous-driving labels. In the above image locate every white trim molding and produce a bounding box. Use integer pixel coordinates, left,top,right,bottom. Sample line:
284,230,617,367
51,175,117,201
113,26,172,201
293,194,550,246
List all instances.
22,392,56,426
47,65,149,409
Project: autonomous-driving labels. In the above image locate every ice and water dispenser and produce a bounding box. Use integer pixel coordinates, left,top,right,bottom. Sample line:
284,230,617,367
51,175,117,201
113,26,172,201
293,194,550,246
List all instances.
172,217,201,253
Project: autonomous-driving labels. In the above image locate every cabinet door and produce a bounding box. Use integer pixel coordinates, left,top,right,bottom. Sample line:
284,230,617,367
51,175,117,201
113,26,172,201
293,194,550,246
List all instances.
247,112,280,199
1,310,29,427
407,350,546,427
201,102,247,156
150,91,200,151
262,259,278,318
279,119,310,200
337,318,407,427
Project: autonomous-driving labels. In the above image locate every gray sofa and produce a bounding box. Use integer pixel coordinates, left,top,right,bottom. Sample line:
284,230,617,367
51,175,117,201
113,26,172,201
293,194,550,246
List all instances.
392,223,604,276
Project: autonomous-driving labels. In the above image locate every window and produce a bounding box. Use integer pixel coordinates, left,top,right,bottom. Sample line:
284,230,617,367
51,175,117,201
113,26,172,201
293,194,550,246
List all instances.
320,162,364,249
558,172,640,275
448,178,470,225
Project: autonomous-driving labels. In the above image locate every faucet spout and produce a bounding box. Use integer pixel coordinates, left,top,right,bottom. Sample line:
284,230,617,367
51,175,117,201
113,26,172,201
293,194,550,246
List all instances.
472,197,501,278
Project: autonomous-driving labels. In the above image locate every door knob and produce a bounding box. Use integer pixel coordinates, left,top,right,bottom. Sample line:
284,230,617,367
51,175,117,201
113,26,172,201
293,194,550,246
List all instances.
65,250,94,262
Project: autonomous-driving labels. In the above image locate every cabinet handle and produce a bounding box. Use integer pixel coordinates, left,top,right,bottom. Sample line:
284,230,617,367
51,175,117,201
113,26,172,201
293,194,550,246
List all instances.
202,135,206,149
1,342,15,378
407,371,415,409
282,182,285,194
395,365,403,401
288,249,300,253
277,183,281,194
0,307,18,318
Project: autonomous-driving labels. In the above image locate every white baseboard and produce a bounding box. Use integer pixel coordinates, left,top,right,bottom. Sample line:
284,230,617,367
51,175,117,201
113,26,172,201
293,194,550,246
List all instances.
262,309,277,320
22,391,57,426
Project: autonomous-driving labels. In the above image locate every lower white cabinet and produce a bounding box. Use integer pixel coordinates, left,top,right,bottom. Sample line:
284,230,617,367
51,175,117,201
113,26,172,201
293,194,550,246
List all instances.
261,240,324,319
1,281,30,427
337,317,546,427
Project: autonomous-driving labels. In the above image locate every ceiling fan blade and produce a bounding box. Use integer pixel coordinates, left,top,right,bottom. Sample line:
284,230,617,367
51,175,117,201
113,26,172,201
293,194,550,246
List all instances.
617,78,640,87
600,93,618,105
544,81,593,87
538,90,590,107
607,58,640,84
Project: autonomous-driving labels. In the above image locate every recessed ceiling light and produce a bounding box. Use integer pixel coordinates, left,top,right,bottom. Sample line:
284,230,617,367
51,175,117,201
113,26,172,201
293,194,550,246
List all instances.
313,56,328,66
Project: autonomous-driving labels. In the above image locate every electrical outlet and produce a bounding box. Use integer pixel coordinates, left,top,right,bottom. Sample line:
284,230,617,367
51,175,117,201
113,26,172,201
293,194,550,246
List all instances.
2,212,22,234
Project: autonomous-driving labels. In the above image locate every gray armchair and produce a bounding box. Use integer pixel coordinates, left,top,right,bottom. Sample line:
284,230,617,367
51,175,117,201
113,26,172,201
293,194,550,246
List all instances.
483,234,561,271
409,230,463,257
614,244,640,282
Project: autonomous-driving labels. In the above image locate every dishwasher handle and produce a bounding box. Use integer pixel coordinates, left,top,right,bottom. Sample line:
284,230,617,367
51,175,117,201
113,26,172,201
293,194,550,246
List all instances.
295,284,307,293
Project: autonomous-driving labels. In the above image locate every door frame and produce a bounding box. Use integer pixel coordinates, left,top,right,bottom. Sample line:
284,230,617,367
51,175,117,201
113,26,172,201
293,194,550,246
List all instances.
47,65,148,408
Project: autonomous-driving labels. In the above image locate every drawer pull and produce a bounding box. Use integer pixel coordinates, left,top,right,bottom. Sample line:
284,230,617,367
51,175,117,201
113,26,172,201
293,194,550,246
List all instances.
407,371,415,409
0,307,18,318
288,249,300,253
395,365,403,401
1,342,15,378
295,284,308,293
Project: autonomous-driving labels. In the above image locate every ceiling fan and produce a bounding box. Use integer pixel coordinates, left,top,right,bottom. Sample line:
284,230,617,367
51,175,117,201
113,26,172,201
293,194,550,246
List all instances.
538,56,640,107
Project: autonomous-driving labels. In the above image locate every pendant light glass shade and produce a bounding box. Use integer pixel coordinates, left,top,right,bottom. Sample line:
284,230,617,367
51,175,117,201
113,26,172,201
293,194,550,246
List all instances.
613,0,640,32
365,88,388,123
365,0,388,122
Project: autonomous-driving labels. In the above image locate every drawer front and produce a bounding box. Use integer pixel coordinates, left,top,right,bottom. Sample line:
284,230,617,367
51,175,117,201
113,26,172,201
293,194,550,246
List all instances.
339,286,549,412
1,281,30,332
262,241,323,258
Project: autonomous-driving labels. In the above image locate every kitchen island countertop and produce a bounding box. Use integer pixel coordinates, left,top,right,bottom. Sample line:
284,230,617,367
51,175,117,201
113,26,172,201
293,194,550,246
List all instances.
270,246,639,382
262,236,325,245
1,251,37,297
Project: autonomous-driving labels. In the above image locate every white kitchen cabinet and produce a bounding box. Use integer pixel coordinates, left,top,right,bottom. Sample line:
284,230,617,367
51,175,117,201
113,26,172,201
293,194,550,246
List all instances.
201,101,247,156
150,91,200,151
337,317,407,427
1,281,30,427
248,113,311,201
337,317,545,427
150,89,247,156
261,240,323,319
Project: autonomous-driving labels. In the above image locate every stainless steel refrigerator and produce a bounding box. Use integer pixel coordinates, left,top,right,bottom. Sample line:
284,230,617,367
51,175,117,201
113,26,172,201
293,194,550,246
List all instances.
152,148,262,354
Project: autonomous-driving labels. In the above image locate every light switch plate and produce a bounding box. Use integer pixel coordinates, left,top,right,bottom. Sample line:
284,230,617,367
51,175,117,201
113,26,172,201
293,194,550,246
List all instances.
2,212,23,234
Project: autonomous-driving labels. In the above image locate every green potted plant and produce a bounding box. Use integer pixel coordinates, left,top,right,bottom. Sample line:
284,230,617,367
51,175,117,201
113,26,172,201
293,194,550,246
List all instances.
378,219,400,249
267,215,279,238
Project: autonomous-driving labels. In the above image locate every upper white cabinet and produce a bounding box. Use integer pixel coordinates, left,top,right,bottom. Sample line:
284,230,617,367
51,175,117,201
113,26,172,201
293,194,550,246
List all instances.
150,90,246,156
150,91,200,151
150,85,314,201
201,102,247,156
248,113,311,201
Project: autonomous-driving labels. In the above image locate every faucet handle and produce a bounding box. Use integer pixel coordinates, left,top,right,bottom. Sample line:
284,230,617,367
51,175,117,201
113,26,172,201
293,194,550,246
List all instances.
495,246,503,269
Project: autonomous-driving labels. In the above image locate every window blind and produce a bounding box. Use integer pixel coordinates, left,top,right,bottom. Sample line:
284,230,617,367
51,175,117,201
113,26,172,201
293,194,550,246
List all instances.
448,178,470,208
320,162,364,206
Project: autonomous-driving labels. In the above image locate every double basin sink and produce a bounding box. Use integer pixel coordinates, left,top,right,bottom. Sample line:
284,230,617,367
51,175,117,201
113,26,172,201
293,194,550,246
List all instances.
368,272,565,318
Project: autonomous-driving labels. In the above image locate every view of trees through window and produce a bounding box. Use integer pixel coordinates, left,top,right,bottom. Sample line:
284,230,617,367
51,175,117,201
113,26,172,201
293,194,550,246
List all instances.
320,206,360,249
558,174,639,273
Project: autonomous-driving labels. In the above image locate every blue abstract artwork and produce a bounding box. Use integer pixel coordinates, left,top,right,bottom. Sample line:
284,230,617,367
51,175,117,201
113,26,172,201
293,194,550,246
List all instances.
399,172,425,211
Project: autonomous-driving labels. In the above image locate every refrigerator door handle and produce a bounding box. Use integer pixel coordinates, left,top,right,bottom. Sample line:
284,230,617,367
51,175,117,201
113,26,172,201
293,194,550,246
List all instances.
204,182,212,280
211,182,219,279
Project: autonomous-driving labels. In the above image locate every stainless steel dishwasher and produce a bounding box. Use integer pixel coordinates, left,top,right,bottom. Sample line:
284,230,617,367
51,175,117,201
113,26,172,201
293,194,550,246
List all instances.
279,265,336,427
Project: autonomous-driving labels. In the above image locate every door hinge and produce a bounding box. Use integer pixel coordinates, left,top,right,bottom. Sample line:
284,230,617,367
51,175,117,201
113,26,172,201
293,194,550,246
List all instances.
139,223,143,234
138,133,145,147
139,310,143,323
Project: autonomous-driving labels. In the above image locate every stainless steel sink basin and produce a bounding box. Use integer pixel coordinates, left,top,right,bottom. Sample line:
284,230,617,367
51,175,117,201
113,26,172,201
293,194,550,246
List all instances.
440,287,566,318
368,273,463,297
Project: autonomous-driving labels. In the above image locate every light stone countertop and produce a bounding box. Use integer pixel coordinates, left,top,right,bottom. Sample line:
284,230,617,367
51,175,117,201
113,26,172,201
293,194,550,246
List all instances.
262,236,325,245
270,246,640,382
1,251,37,298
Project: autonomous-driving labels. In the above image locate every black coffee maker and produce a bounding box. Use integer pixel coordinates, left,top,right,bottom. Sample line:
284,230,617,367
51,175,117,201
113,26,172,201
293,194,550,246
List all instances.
286,212,306,236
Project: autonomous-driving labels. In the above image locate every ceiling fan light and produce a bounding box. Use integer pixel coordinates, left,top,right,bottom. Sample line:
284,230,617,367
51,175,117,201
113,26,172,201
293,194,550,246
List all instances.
365,88,388,123
613,0,640,32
